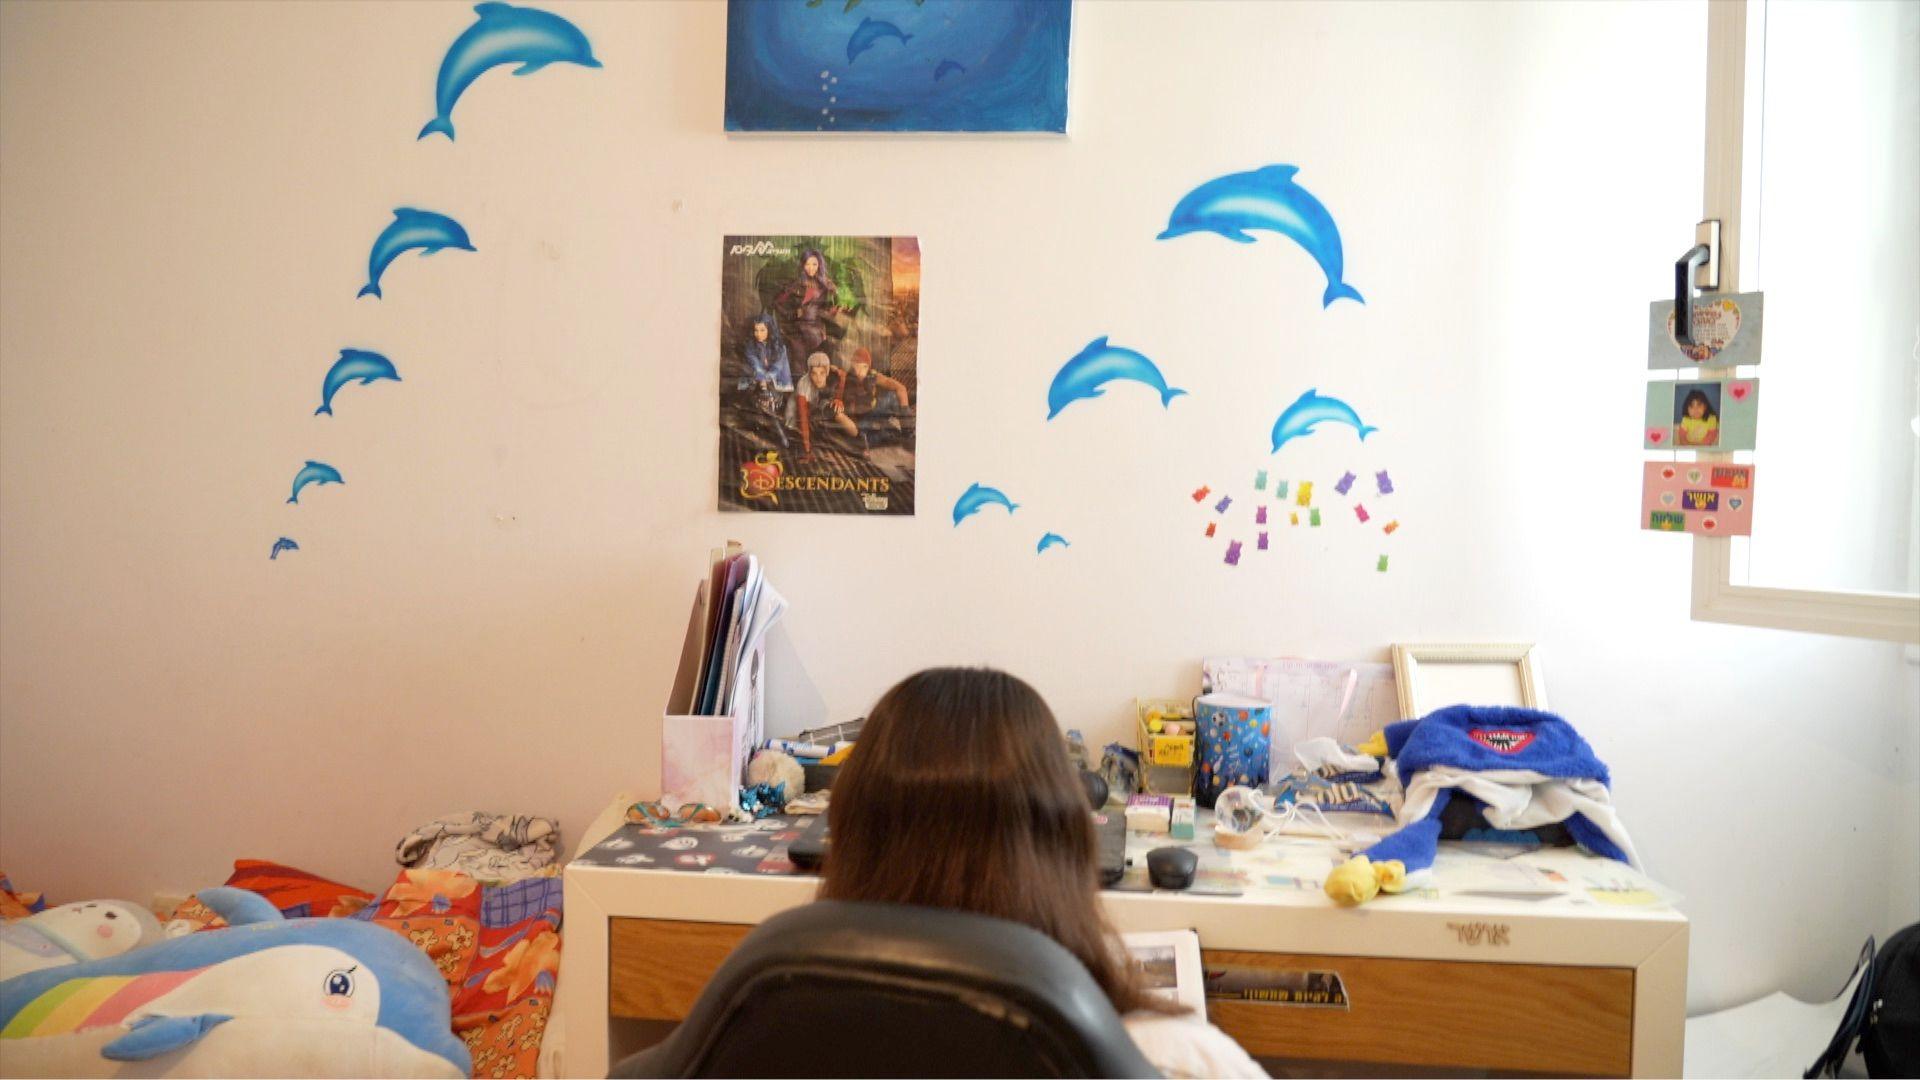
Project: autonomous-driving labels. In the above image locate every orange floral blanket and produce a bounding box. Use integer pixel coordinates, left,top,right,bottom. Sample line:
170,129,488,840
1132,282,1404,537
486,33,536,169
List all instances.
164,862,562,1079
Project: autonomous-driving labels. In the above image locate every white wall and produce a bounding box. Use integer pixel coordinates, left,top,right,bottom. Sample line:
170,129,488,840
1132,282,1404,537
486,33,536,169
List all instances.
2,0,1913,1013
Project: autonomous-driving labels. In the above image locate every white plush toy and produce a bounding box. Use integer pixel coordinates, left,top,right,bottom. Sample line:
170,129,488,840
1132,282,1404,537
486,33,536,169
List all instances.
0,900,164,981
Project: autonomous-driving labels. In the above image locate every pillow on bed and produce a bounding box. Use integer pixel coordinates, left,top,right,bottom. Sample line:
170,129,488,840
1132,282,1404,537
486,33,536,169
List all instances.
223,860,374,920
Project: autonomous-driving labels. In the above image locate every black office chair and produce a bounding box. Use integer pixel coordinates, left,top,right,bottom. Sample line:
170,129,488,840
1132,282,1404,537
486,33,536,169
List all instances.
609,900,1162,1079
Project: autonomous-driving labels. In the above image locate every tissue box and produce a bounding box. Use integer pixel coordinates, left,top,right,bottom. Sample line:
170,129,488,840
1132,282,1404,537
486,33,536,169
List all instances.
1125,793,1173,834
1170,796,1196,840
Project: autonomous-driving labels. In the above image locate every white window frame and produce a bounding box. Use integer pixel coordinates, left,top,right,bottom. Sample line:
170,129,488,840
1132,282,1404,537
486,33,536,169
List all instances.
1690,0,1920,644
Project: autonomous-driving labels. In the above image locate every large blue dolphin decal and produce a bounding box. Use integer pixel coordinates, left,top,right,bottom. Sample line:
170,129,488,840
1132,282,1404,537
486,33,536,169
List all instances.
358,208,474,300
952,483,1018,526
1269,389,1377,453
847,17,912,65
1047,336,1187,420
1158,165,1363,308
287,461,344,504
316,349,401,416
419,3,602,142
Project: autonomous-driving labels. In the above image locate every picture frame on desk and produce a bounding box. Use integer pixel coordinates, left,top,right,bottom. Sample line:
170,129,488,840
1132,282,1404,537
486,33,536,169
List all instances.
1391,643,1545,720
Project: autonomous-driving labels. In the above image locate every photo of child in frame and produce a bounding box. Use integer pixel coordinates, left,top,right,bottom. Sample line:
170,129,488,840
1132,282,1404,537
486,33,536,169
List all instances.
1674,383,1721,447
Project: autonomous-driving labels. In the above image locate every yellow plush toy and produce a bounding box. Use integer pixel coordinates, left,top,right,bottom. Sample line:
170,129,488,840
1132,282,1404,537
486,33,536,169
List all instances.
1324,855,1409,905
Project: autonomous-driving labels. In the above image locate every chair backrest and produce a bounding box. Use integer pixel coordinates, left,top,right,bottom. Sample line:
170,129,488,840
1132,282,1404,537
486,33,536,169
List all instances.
610,900,1161,1078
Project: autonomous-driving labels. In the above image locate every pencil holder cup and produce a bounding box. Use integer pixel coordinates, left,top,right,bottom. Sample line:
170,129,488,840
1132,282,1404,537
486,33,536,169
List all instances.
1193,694,1273,809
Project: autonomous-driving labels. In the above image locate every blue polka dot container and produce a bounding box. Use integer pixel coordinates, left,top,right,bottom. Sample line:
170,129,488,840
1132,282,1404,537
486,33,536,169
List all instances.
1193,693,1273,808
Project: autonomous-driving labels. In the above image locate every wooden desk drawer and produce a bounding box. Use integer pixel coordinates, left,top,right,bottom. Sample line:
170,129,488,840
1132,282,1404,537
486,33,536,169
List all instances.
609,919,1634,1077
610,918,752,1021
1203,949,1633,1078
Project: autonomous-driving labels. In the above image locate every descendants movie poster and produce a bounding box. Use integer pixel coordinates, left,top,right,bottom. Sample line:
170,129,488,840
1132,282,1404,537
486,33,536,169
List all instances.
719,235,919,515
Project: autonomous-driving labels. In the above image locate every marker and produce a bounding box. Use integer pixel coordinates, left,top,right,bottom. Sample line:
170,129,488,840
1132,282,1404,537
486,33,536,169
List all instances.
768,738,831,759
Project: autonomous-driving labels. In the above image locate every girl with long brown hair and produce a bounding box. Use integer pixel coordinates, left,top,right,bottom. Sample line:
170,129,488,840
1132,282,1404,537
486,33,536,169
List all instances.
822,667,1266,1079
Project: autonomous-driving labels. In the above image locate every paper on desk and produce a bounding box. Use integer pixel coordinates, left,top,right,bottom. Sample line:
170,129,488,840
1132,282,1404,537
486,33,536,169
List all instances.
727,576,786,755
1429,849,1569,897
1684,964,1867,1079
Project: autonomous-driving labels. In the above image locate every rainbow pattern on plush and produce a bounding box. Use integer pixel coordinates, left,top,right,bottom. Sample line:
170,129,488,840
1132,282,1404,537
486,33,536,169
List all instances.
1364,705,1638,882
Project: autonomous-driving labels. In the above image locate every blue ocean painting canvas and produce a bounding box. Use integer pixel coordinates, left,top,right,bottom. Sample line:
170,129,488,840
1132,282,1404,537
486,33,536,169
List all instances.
725,0,1072,133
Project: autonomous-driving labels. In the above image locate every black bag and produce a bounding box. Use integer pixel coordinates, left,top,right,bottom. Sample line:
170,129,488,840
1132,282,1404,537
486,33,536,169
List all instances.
1807,925,1920,1078
1863,923,1919,1078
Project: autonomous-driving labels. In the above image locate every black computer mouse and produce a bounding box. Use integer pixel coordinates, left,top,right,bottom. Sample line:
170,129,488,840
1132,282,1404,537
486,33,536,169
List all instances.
1146,846,1199,890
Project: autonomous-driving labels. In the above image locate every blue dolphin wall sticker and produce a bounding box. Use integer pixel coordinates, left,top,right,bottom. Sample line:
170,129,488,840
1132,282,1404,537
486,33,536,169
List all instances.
1269,389,1377,453
1047,336,1187,420
270,537,299,560
1037,532,1070,553
847,17,912,64
419,3,602,142
1158,165,1363,308
287,461,344,504
358,208,475,300
316,349,401,416
952,483,1018,526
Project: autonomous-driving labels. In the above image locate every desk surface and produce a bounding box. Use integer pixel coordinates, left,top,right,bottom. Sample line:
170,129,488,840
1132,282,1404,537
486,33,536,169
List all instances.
558,793,1687,1078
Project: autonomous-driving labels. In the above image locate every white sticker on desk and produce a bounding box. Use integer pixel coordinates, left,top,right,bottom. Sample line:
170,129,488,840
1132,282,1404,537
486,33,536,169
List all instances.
1205,967,1350,1010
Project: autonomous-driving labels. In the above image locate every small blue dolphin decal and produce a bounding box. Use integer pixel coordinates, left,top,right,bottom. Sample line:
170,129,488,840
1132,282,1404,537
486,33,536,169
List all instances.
316,349,401,416
419,3,602,142
270,537,299,560
1037,532,1069,553
358,208,475,300
847,17,911,64
1158,165,1363,308
1269,389,1377,453
952,483,1018,526
934,59,966,81
1047,336,1187,420
287,461,343,504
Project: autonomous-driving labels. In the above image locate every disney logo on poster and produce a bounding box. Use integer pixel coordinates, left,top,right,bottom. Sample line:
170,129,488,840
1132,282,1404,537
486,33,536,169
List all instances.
739,451,783,504
1446,921,1511,947
729,241,794,257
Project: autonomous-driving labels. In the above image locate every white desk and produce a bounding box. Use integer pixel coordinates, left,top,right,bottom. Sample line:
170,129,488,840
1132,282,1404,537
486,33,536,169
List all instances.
555,793,1686,1078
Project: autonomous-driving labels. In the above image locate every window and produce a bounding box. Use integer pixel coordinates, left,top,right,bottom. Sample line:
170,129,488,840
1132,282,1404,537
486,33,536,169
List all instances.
1690,0,1920,643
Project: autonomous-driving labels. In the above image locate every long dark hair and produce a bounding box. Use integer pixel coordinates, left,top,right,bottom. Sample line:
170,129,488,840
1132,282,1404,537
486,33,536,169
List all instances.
823,667,1177,1015
1682,388,1718,421
797,247,834,293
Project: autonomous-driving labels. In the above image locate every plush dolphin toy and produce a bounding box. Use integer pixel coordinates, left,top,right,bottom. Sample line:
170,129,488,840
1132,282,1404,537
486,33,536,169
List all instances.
0,887,468,1078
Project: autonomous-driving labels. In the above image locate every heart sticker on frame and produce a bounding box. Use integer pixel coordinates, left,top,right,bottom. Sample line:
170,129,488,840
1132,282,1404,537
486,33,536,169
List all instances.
1730,382,1752,401
1728,496,1744,510
1688,469,1703,483
1662,467,1677,480
1702,517,1718,531
1661,492,1676,506
1649,428,1667,444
